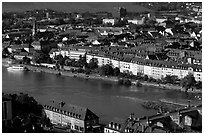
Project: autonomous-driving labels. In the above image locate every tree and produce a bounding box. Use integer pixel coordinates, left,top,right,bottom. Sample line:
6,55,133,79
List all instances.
32,51,49,64
46,57,53,64
195,81,202,89
164,75,173,84
180,74,196,91
99,64,113,76
164,75,179,84
22,56,31,65
87,58,98,69
113,67,120,76
143,75,149,81
118,79,124,85
77,68,84,73
123,79,132,86
84,68,91,75
54,54,64,65
3,93,48,132
2,48,10,58
77,55,87,68
64,58,72,66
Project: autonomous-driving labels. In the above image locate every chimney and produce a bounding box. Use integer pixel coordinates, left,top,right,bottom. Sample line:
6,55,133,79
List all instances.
118,124,121,130
110,122,113,128
113,123,115,129
114,123,117,129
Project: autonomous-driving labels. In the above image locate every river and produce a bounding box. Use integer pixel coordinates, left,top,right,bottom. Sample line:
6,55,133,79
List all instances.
2,67,200,124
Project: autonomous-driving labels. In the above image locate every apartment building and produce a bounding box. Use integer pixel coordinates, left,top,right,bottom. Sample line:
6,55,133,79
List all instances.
87,52,202,81
43,101,100,133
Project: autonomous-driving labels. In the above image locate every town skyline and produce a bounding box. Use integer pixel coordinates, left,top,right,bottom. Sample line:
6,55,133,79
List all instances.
2,1,202,133
2,2,152,15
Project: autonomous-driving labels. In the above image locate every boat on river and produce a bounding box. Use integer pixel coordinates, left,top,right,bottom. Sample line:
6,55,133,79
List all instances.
7,65,27,71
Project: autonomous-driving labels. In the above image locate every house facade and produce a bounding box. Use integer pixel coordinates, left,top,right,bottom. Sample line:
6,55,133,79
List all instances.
86,52,202,81
44,101,100,133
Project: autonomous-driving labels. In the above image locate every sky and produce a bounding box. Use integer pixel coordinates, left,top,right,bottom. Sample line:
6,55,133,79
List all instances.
2,2,152,16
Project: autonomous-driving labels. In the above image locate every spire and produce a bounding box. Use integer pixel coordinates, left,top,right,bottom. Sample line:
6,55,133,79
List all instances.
32,17,37,39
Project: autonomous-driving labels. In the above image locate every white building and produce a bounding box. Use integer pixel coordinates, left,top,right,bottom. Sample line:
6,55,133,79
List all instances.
104,118,124,133
127,17,145,25
102,18,118,26
87,53,202,81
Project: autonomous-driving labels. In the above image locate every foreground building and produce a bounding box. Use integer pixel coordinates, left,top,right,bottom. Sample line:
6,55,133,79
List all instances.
2,95,12,127
43,101,100,132
105,106,202,133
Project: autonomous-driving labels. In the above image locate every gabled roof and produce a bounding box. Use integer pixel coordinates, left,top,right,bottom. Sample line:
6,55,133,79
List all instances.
44,101,98,121
105,117,127,132
146,55,158,60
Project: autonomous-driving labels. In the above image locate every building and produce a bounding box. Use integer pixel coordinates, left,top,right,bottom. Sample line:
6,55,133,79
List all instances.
127,17,146,25
69,47,87,60
102,18,118,26
104,118,125,133
105,106,202,133
2,95,12,127
43,101,100,133
87,51,202,81
95,27,123,36
120,7,127,18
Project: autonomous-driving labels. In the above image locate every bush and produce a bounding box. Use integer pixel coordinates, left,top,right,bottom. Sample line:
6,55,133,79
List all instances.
118,79,124,85
143,75,148,81
136,81,142,87
85,69,91,75
77,68,84,73
123,79,132,86
118,78,131,86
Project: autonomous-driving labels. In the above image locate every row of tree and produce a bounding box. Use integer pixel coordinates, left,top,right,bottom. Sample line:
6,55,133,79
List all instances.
20,52,201,90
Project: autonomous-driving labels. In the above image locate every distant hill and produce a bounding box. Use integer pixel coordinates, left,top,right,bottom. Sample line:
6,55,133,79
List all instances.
2,2,153,17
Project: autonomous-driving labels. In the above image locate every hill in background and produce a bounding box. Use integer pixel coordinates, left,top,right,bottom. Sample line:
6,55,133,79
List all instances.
3,2,153,17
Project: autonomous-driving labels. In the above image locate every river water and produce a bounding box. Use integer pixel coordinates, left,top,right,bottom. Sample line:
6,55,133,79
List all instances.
2,67,200,124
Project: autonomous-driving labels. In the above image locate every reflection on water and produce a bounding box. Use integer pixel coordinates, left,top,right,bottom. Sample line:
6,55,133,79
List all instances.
2,67,200,124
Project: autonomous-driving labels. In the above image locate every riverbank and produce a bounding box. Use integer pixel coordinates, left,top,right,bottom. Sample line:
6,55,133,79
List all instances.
24,65,119,83
141,100,184,112
132,80,202,93
3,62,201,94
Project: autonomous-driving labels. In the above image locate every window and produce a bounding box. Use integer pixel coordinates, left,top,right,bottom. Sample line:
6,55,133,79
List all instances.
75,125,79,130
80,127,84,131
3,102,7,119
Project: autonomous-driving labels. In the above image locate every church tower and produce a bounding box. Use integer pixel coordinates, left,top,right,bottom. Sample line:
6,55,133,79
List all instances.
32,18,37,39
